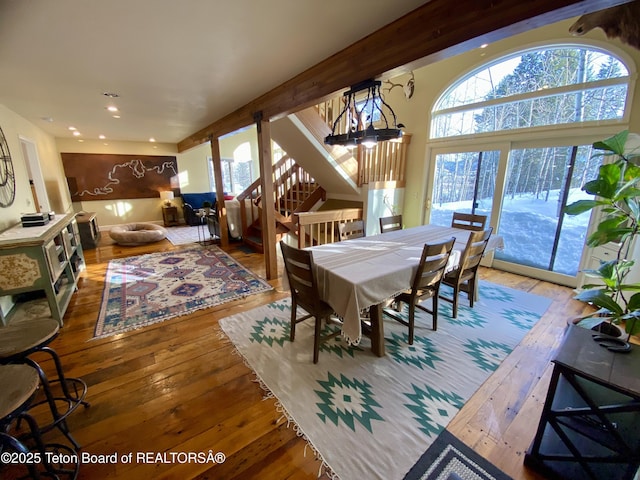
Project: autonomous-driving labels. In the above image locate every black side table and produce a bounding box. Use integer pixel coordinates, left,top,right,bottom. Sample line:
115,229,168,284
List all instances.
524,325,640,480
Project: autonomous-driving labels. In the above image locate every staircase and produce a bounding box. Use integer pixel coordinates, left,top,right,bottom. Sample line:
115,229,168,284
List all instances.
234,95,411,252
235,155,325,252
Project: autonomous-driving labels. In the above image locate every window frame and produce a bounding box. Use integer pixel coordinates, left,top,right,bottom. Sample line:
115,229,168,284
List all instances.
423,41,635,287
429,42,635,142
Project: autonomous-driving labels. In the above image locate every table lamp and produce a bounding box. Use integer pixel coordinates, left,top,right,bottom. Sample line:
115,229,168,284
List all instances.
160,191,174,207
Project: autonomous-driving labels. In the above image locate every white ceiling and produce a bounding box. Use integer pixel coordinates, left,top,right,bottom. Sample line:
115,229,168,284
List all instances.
0,0,428,144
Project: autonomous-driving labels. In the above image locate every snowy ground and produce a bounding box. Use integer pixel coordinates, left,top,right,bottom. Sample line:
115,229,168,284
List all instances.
430,188,592,276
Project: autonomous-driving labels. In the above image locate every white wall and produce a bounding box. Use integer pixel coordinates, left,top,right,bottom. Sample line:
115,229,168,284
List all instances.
179,126,260,195
366,186,404,235
0,104,65,231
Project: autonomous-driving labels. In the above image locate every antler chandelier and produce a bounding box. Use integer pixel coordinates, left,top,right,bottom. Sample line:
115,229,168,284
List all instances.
324,79,404,148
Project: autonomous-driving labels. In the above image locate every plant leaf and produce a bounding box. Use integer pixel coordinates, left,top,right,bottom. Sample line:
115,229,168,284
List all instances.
622,162,640,182
627,198,639,221
628,292,640,311
564,199,609,215
586,227,632,247
623,312,640,336
574,289,624,314
614,184,640,204
597,216,628,231
593,130,628,156
583,178,616,200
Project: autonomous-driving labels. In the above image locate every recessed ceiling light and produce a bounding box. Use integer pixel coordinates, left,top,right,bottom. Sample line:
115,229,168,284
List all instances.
112,115,121,119
72,131,81,137
107,105,119,112
99,135,106,140
149,137,156,142
78,139,84,143
103,92,120,98
68,126,77,131
480,43,489,49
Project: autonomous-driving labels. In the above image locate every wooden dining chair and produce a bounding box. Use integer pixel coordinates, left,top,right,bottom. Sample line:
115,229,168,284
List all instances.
441,227,493,318
279,241,341,363
383,238,455,344
379,215,403,233
337,220,365,241
451,212,487,231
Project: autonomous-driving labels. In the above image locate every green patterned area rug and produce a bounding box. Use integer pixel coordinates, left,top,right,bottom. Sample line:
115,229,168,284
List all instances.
220,282,551,479
94,246,272,339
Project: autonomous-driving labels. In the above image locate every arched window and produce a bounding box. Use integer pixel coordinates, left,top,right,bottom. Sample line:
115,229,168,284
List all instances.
427,44,634,286
431,45,630,139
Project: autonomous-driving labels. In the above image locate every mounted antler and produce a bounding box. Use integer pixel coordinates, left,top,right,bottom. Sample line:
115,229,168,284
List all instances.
384,80,404,93
569,1,640,50
384,72,415,100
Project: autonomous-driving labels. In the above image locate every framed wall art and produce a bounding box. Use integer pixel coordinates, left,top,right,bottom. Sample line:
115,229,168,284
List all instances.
61,153,179,201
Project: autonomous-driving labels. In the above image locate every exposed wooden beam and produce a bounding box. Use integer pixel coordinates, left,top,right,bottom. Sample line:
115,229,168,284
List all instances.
209,136,230,247
255,113,277,279
177,0,630,152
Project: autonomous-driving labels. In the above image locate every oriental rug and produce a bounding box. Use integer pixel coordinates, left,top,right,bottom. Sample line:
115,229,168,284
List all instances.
164,225,201,246
94,246,272,339
220,282,551,479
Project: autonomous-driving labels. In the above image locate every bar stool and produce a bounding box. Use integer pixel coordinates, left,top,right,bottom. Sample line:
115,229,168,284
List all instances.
0,318,89,449
0,364,79,479
0,432,42,479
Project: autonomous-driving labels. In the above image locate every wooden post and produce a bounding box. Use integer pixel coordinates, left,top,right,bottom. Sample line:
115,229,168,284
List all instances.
255,112,277,280
209,136,229,247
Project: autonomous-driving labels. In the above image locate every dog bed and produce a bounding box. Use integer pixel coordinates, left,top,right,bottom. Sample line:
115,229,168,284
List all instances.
109,223,167,245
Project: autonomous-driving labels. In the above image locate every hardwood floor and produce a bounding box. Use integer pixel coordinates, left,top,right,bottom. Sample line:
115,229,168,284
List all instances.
6,235,595,479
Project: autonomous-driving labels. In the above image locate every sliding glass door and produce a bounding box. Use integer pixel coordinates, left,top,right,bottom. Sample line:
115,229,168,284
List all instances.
428,142,602,284
430,150,499,227
494,145,597,276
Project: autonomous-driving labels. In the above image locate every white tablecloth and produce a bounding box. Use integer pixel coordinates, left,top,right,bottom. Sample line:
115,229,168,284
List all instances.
308,224,504,345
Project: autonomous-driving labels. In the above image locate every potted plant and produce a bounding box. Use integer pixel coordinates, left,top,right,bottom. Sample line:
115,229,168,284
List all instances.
565,130,640,342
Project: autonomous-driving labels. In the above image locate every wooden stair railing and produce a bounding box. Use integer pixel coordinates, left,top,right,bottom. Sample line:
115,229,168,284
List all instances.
295,208,364,249
314,98,411,187
235,155,324,252
357,134,411,187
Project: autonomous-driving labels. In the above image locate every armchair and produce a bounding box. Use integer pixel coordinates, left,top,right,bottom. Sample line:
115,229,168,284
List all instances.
181,192,217,226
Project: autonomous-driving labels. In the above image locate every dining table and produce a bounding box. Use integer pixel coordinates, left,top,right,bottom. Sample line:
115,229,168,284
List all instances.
308,224,504,357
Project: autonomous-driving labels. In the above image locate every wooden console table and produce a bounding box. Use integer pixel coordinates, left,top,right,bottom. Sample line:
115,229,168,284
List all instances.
0,213,84,326
525,325,640,480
